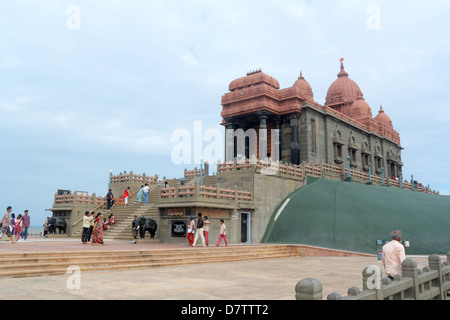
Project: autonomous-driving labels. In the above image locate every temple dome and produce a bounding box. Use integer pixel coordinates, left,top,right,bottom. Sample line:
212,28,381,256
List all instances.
351,93,372,121
325,62,363,107
374,106,393,128
229,69,280,91
293,72,314,101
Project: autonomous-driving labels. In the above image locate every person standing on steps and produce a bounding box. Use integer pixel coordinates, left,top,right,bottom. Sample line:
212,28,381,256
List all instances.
143,183,150,205
132,215,139,239
14,214,23,242
193,212,206,247
216,219,228,246
122,187,131,207
187,216,195,246
137,185,144,203
106,189,114,210
88,212,95,242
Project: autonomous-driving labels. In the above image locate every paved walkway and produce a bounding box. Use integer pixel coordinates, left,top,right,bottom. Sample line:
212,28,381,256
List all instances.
0,237,437,300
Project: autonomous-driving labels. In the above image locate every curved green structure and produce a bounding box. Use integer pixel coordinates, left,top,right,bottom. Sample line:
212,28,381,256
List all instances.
261,177,450,255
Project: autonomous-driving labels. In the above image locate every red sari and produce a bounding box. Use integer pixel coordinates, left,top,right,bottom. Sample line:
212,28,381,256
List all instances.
91,217,104,244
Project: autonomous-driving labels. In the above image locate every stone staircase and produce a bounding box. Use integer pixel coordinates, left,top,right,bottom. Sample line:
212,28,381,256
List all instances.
0,245,302,278
72,186,161,242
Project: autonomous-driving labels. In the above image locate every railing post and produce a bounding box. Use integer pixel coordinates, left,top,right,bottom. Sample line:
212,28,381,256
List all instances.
429,254,444,300
363,266,383,300
402,259,419,300
295,278,323,300
194,182,199,198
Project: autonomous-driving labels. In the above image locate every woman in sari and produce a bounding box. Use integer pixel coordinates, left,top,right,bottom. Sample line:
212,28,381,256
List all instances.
14,214,23,241
137,185,144,203
91,212,105,245
122,187,131,207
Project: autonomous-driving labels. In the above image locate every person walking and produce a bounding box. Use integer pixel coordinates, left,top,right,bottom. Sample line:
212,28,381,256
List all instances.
91,212,105,245
216,219,228,246
203,216,210,246
143,183,150,205
382,230,406,279
193,212,206,247
187,216,195,246
14,214,23,242
81,211,91,244
122,187,131,207
42,217,48,237
1,206,16,244
22,210,30,240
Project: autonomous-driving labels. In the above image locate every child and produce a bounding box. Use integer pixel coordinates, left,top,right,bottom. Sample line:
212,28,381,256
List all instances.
216,219,228,246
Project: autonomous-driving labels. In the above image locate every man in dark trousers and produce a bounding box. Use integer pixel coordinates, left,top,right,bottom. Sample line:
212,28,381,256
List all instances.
193,212,206,247
106,189,114,210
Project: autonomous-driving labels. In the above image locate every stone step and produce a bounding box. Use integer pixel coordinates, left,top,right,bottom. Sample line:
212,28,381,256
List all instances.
0,245,300,278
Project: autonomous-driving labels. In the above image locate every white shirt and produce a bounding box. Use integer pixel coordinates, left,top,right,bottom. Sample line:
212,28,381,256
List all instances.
143,186,150,193
382,240,406,277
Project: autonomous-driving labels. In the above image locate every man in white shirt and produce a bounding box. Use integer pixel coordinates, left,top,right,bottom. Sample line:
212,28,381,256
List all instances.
382,230,406,279
143,183,150,204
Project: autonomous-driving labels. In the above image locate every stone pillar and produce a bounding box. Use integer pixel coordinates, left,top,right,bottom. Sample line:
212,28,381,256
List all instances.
259,115,268,160
272,118,281,162
290,117,300,165
295,278,323,300
225,120,235,163
429,254,445,300
402,258,419,300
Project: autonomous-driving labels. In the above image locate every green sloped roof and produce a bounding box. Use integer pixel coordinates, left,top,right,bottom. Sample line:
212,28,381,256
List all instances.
261,177,450,255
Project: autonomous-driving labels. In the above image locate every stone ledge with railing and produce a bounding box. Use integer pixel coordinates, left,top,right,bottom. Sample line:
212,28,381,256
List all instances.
160,182,253,205
216,158,439,195
295,252,450,300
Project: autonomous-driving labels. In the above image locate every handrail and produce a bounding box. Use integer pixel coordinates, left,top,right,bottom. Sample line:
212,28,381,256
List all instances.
72,188,139,228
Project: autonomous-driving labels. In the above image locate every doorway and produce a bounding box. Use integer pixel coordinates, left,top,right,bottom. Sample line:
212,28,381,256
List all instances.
241,212,251,243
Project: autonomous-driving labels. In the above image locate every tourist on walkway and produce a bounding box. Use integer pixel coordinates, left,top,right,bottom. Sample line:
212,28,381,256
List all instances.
43,217,48,237
14,214,23,242
187,216,195,246
216,219,228,246
203,216,210,246
193,212,206,247
122,187,131,207
1,206,15,244
382,230,406,279
137,185,144,203
81,211,90,244
143,183,150,204
91,212,105,245
22,210,30,240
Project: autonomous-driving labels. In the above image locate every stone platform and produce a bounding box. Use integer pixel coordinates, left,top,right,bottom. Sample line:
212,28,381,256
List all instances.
0,237,433,301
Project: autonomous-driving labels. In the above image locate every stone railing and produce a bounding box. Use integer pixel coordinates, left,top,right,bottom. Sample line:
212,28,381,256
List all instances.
295,253,450,300
160,182,252,202
217,158,439,195
54,191,106,206
111,171,158,185
184,163,209,180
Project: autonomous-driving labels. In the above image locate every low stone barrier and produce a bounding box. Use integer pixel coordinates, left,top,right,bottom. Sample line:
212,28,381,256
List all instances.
296,252,450,300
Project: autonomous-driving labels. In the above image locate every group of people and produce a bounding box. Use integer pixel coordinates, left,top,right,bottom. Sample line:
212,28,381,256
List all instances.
136,183,151,205
187,213,228,247
78,211,116,245
0,206,31,244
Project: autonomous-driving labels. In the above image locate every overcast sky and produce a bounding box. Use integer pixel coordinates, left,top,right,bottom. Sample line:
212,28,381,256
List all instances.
1,0,449,226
